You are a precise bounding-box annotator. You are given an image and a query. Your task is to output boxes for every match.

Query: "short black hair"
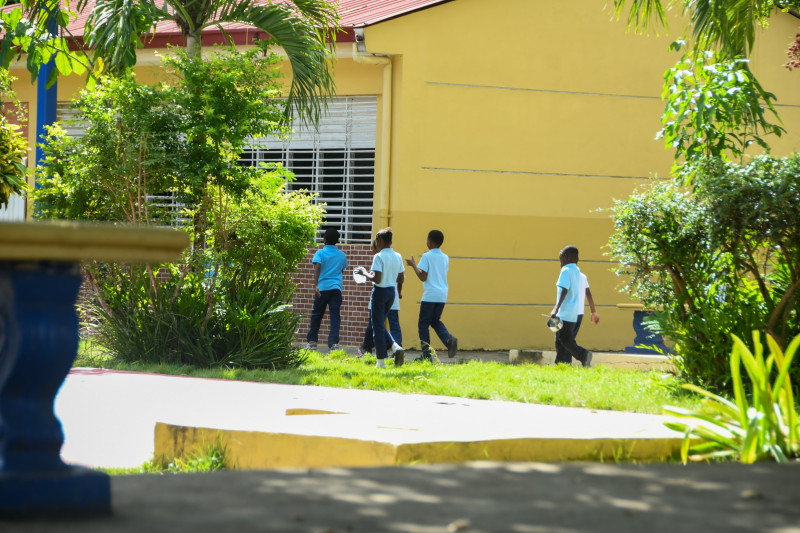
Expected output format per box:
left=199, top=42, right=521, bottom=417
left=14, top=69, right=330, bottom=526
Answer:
left=323, top=227, right=340, bottom=245
left=428, top=230, right=444, bottom=246
left=560, top=245, right=579, bottom=262
left=376, top=227, right=393, bottom=246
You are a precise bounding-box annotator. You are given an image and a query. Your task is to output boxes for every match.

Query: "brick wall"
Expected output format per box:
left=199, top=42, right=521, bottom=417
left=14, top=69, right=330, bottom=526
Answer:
left=293, top=244, right=374, bottom=347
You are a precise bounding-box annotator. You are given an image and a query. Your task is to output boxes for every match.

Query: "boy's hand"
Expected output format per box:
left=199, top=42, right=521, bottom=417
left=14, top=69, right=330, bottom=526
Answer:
left=590, top=311, right=600, bottom=325
left=550, top=307, right=558, bottom=318
left=315, top=287, right=321, bottom=297
left=406, top=256, right=416, bottom=268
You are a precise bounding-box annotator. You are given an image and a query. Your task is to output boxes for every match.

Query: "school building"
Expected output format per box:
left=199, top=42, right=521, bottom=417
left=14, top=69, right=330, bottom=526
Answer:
left=5, top=0, right=800, bottom=352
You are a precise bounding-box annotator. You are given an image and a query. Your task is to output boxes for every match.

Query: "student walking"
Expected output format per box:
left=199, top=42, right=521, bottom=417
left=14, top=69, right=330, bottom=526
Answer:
left=359, top=240, right=404, bottom=357
left=550, top=245, right=592, bottom=367
left=304, top=227, right=348, bottom=351
left=356, top=228, right=405, bottom=368
left=406, top=229, right=458, bottom=361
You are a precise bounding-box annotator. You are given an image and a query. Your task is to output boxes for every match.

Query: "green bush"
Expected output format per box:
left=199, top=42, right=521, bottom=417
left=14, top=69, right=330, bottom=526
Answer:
left=35, top=46, right=322, bottom=369
left=608, top=154, right=800, bottom=391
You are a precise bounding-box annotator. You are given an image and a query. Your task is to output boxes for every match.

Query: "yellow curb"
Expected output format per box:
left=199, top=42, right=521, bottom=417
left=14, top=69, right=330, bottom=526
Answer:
left=155, top=423, right=683, bottom=469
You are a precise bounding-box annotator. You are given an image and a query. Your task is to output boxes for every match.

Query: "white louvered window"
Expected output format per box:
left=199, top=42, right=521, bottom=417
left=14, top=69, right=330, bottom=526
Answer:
left=240, top=96, right=377, bottom=244
left=57, top=102, right=87, bottom=138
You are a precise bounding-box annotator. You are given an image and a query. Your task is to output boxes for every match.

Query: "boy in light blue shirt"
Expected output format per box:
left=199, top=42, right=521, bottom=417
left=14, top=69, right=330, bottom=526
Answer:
left=406, top=230, right=458, bottom=361
left=550, top=245, right=592, bottom=367
left=305, top=227, right=348, bottom=351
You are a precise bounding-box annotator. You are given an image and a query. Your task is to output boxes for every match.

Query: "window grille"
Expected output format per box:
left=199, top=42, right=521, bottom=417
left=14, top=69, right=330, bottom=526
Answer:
left=56, top=102, right=87, bottom=138
left=241, top=96, right=377, bottom=244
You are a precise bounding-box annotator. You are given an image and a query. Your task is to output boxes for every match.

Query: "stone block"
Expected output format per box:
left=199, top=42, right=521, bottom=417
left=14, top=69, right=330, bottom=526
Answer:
left=509, top=350, right=544, bottom=365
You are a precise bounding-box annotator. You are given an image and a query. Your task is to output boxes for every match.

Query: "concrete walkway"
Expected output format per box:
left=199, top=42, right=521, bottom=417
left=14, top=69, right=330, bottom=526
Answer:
left=57, top=365, right=681, bottom=470
left=5, top=364, right=798, bottom=531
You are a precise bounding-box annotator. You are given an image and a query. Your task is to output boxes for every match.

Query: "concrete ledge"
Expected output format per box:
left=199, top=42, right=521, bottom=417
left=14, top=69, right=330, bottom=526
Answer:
left=0, top=221, right=189, bottom=263
left=155, top=422, right=683, bottom=469
left=513, top=351, right=676, bottom=372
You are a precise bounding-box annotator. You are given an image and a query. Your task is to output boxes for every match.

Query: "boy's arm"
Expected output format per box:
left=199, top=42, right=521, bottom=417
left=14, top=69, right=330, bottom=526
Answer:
left=586, top=287, right=600, bottom=324
left=312, top=262, right=321, bottom=297
left=405, top=255, right=428, bottom=281
left=396, top=272, right=404, bottom=298
left=550, top=287, right=568, bottom=317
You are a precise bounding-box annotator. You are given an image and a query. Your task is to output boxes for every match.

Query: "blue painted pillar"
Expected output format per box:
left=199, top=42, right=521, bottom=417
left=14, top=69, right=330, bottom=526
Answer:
left=35, top=18, right=59, bottom=168
left=0, top=261, right=111, bottom=517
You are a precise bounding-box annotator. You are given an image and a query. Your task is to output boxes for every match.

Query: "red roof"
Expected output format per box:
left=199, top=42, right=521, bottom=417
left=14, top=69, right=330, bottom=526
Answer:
left=337, top=0, right=452, bottom=27
left=53, top=0, right=453, bottom=43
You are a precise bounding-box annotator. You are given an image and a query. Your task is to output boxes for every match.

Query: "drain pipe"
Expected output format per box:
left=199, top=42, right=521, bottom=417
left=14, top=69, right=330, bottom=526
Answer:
left=353, top=29, right=393, bottom=229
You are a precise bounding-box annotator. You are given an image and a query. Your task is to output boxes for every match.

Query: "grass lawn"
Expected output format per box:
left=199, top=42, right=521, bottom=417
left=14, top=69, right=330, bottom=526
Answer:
left=75, top=341, right=703, bottom=415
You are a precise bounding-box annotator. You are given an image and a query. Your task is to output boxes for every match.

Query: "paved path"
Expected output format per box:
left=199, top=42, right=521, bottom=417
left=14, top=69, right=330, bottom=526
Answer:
left=57, top=367, right=680, bottom=470
left=10, top=366, right=798, bottom=531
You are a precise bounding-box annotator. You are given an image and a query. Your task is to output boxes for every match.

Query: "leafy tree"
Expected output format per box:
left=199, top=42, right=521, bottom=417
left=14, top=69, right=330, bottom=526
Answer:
left=0, top=0, right=92, bottom=85
left=608, top=154, right=800, bottom=390
left=81, top=0, right=338, bottom=125
left=33, top=47, right=323, bottom=368
left=659, top=44, right=783, bottom=165
left=612, top=0, right=797, bottom=59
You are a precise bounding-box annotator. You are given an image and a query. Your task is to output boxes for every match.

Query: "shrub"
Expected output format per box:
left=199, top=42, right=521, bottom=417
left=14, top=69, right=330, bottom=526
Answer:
left=664, top=332, right=800, bottom=463
left=35, top=46, right=322, bottom=369
left=608, top=154, right=800, bottom=391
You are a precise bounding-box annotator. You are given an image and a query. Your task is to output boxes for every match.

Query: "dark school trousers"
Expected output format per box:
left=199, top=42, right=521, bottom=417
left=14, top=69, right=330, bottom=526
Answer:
left=554, top=319, right=590, bottom=365
left=370, top=285, right=396, bottom=359
left=306, top=289, right=342, bottom=348
left=418, top=301, right=451, bottom=359
left=362, top=310, right=401, bottom=351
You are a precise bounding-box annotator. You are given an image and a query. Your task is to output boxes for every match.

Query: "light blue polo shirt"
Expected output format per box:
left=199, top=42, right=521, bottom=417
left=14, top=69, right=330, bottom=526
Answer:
left=418, top=248, right=449, bottom=303
left=555, top=263, right=581, bottom=322
left=313, top=245, right=347, bottom=292
left=371, top=248, right=404, bottom=288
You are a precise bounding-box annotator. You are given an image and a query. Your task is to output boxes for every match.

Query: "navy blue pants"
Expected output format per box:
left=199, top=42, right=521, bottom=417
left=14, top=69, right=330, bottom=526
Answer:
left=418, top=301, right=451, bottom=359
left=363, top=309, right=401, bottom=351
left=370, top=286, right=395, bottom=359
left=306, top=289, right=342, bottom=348
left=554, top=319, right=589, bottom=364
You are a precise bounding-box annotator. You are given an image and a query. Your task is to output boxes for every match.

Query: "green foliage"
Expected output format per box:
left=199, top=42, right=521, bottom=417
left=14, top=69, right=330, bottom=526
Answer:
left=0, top=0, right=92, bottom=87
left=84, top=0, right=338, bottom=125
left=659, top=46, right=783, bottom=165
left=99, top=435, right=232, bottom=475
left=608, top=154, right=800, bottom=390
left=36, top=47, right=322, bottom=370
left=0, top=119, right=28, bottom=208
left=0, top=69, right=28, bottom=208
left=164, top=435, right=231, bottom=473
left=34, top=75, right=183, bottom=222
left=664, top=332, right=800, bottom=463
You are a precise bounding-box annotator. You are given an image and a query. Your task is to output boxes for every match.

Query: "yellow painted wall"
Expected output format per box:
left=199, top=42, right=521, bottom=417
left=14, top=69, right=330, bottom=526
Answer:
left=359, top=0, right=800, bottom=351
left=9, top=0, right=800, bottom=352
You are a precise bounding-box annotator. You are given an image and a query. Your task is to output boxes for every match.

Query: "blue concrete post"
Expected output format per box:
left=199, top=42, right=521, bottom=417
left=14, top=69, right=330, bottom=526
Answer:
left=35, top=17, right=58, bottom=168
left=0, top=261, right=110, bottom=517
left=624, top=310, right=670, bottom=355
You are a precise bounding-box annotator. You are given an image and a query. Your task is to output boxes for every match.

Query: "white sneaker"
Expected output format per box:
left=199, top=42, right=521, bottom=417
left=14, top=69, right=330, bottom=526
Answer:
left=391, top=342, right=403, bottom=355
left=375, top=359, right=386, bottom=369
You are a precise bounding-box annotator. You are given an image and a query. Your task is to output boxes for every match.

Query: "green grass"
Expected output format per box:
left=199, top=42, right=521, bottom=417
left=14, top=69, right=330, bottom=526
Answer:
left=95, top=435, right=231, bottom=476
left=76, top=340, right=703, bottom=414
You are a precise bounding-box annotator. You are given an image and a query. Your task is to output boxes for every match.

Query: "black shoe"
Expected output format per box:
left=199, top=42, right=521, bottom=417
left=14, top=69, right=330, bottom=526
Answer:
left=393, top=346, right=405, bottom=367
left=582, top=351, right=593, bottom=368
left=446, top=336, right=458, bottom=358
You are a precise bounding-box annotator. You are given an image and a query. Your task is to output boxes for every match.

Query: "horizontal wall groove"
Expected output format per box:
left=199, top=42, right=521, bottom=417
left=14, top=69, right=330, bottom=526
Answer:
left=426, top=303, right=622, bottom=307
left=426, top=80, right=660, bottom=100
left=421, top=166, right=656, bottom=180
left=450, top=257, right=614, bottom=264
